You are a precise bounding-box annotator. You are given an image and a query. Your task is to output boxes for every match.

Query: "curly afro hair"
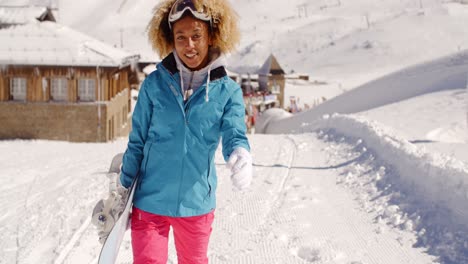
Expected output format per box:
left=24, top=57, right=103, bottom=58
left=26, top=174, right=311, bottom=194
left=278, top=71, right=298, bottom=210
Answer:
left=147, top=0, right=240, bottom=58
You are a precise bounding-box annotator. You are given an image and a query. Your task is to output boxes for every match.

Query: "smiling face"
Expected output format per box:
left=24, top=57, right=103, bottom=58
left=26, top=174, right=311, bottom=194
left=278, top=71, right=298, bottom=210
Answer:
left=172, top=15, right=212, bottom=71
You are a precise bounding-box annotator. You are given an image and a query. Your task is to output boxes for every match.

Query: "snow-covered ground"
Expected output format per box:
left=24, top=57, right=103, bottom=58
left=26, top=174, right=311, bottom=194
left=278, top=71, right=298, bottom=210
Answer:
left=0, top=132, right=456, bottom=264
left=2, top=109, right=468, bottom=263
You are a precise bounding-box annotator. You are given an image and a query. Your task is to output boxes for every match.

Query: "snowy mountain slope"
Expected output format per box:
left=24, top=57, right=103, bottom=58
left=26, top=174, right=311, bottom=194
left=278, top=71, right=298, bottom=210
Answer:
left=15, top=0, right=465, bottom=88
left=228, top=0, right=468, bottom=85
left=360, top=88, right=467, bottom=143
left=297, top=6, right=468, bottom=86
left=260, top=49, right=468, bottom=134
left=58, top=0, right=159, bottom=62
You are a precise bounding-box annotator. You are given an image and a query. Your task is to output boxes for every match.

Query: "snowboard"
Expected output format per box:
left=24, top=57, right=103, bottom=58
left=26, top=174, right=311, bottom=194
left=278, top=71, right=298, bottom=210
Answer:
left=93, top=153, right=138, bottom=264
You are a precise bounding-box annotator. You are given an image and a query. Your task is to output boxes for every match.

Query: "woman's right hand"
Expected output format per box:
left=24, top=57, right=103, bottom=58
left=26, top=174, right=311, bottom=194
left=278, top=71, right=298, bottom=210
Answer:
left=226, top=148, right=253, bottom=191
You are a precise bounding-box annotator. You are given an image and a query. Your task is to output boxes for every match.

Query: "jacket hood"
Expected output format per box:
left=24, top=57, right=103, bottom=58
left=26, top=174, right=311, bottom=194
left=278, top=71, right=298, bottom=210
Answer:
left=173, top=47, right=227, bottom=101
left=159, top=50, right=229, bottom=102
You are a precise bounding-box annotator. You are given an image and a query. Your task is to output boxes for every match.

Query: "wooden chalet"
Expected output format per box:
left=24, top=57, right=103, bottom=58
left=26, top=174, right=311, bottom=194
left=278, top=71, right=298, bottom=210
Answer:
left=0, top=21, right=140, bottom=142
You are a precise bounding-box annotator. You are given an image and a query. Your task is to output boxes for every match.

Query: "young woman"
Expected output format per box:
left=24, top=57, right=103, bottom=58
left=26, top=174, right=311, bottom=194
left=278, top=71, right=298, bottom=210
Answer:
left=117, top=0, right=252, bottom=263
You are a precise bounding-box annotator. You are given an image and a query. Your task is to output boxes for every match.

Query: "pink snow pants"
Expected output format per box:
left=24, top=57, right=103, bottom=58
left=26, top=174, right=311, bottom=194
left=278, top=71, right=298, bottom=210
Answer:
left=131, top=207, right=215, bottom=264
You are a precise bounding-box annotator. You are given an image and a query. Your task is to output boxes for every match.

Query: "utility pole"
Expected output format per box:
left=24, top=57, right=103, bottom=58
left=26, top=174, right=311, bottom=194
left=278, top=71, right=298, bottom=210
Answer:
left=297, top=5, right=308, bottom=18
left=119, top=28, right=124, bottom=48
left=365, top=13, right=370, bottom=29
left=466, top=72, right=468, bottom=130
left=55, top=0, right=60, bottom=22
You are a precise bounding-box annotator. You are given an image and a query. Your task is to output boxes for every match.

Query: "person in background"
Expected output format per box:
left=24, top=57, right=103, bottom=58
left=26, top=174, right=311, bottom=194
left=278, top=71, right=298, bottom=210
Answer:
left=98, top=0, right=252, bottom=263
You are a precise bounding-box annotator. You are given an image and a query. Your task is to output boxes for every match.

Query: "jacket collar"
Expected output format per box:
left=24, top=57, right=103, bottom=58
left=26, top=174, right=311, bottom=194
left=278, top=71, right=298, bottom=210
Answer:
left=161, top=52, right=227, bottom=82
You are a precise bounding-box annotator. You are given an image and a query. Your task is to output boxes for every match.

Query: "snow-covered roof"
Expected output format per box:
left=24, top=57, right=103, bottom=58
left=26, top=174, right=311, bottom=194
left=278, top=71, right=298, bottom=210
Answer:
left=225, top=68, right=239, bottom=77
left=0, top=21, right=140, bottom=67
left=257, top=54, right=285, bottom=76
left=240, top=73, right=259, bottom=79
left=0, top=5, right=53, bottom=25
left=0, top=0, right=53, bottom=8
left=142, top=64, right=156, bottom=75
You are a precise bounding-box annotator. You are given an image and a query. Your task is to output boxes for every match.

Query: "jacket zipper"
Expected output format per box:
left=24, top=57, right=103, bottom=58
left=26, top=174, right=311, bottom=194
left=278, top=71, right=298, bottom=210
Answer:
left=169, top=69, right=214, bottom=212
left=183, top=78, right=212, bottom=124
left=176, top=154, right=185, bottom=213
left=207, top=156, right=212, bottom=198
left=184, top=103, right=190, bottom=125
left=184, top=72, right=194, bottom=101
left=140, top=142, right=153, bottom=190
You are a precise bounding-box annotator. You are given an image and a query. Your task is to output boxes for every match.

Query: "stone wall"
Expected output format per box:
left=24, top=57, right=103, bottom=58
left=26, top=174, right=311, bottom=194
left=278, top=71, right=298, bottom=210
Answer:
left=0, top=88, right=131, bottom=142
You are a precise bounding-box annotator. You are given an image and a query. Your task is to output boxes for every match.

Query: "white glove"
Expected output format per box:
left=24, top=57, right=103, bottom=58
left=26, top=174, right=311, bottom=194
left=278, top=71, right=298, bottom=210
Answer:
left=226, top=147, right=253, bottom=191
left=91, top=173, right=129, bottom=243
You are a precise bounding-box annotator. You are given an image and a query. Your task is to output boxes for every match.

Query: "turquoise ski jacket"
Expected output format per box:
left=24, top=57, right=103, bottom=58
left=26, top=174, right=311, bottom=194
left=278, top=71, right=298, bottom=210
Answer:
left=120, top=53, right=250, bottom=217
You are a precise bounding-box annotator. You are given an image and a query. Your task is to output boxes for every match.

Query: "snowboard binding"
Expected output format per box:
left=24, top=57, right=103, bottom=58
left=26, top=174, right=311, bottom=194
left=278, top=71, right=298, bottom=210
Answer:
left=92, top=181, right=125, bottom=243
left=91, top=153, right=127, bottom=244
left=93, top=153, right=138, bottom=263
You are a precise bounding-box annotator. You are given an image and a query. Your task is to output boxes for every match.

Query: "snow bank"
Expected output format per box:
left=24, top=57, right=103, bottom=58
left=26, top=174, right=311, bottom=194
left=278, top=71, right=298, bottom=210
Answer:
left=255, top=108, right=293, bottom=134
left=303, top=113, right=468, bottom=228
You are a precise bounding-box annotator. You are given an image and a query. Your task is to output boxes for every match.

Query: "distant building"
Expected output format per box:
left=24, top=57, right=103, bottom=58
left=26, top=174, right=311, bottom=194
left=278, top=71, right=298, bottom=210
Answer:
left=237, top=54, right=287, bottom=132
left=286, top=73, right=310, bottom=81
left=0, top=21, right=140, bottom=142
left=0, top=5, right=56, bottom=28
left=226, top=68, right=240, bottom=83
left=240, top=73, right=259, bottom=96
left=257, top=54, right=285, bottom=108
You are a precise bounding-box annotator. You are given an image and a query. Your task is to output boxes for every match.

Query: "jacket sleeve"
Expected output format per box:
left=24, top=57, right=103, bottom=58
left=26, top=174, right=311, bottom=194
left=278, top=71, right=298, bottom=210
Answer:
left=220, top=86, right=250, bottom=162
left=120, top=77, right=153, bottom=188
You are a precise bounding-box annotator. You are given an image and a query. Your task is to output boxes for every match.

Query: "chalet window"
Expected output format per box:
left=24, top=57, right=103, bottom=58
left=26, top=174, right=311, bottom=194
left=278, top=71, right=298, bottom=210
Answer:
left=51, top=78, right=68, bottom=101
left=78, top=78, right=96, bottom=101
left=10, top=77, right=27, bottom=101
left=271, top=80, right=281, bottom=94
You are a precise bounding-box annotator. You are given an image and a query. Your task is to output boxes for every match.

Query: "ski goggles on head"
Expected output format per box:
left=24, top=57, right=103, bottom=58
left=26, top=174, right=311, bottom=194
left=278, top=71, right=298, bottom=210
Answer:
left=168, top=0, right=211, bottom=29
